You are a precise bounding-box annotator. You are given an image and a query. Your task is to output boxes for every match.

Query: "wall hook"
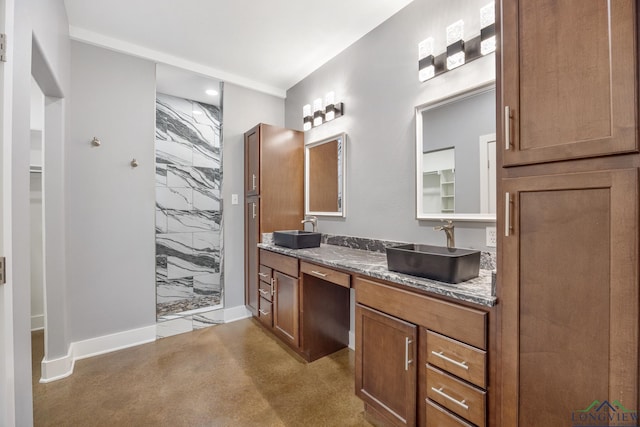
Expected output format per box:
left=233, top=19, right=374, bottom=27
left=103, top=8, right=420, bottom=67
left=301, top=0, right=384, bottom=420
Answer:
left=91, top=137, right=101, bottom=147
left=130, top=158, right=139, bottom=168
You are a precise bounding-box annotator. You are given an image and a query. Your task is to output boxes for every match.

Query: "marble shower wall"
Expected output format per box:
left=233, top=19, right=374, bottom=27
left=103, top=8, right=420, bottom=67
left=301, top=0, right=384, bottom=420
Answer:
left=155, top=93, right=223, bottom=317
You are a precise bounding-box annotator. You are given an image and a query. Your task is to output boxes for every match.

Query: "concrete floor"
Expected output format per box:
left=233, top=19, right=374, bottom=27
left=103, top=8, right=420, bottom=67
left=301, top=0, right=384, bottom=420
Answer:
left=32, top=318, right=372, bottom=426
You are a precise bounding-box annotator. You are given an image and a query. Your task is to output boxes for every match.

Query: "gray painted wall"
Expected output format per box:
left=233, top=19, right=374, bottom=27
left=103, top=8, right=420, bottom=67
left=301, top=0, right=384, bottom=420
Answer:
left=285, top=0, right=496, bottom=251
left=6, top=0, right=71, bottom=424
left=67, top=42, right=157, bottom=341
left=221, top=83, right=285, bottom=308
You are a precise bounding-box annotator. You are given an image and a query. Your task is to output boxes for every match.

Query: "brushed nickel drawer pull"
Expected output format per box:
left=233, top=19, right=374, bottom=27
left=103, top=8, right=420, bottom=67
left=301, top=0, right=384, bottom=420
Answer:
left=259, top=289, right=269, bottom=297
left=311, top=270, right=328, bottom=278
left=431, top=351, right=469, bottom=370
left=258, top=309, right=270, bottom=316
left=505, top=192, right=511, bottom=237
left=504, top=106, right=512, bottom=150
left=252, top=174, right=257, bottom=190
left=431, top=387, right=469, bottom=410
left=405, top=337, right=413, bottom=371
left=258, top=272, right=268, bottom=278
left=252, top=202, right=257, bottom=219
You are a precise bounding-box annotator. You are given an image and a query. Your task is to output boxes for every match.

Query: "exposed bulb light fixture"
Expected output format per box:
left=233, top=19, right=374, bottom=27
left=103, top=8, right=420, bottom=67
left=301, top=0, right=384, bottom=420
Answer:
left=418, top=37, right=435, bottom=82
left=480, top=2, right=496, bottom=55
left=325, top=92, right=336, bottom=121
left=205, top=89, right=218, bottom=96
left=303, top=104, right=312, bottom=131
left=417, top=5, right=496, bottom=83
left=313, top=98, right=324, bottom=127
left=301, top=92, right=344, bottom=131
left=446, top=20, right=465, bottom=70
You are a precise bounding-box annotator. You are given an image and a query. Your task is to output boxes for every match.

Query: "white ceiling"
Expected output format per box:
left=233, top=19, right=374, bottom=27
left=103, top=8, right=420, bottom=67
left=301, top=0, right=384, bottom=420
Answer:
left=64, top=0, right=415, bottom=98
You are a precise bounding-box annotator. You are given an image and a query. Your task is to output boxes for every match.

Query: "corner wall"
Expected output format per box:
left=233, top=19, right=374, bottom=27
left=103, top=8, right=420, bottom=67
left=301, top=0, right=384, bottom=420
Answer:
left=221, top=83, right=284, bottom=308
left=285, top=0, right=496, bottom=250
left=67, top=41, right=157, bottom=342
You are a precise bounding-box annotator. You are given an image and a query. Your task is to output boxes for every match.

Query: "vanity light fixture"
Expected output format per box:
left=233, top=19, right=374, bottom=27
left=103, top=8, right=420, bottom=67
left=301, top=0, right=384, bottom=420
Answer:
left=418, top=3, right=496, bottom=83
left=313, top=98, right=324, bottom=127
left=480, top=2, right=496, bottom=55
left=418, top=37, right=435, bottom=82
left=446, top=20, right=465, bottom=70
left=303, top=104, right=313, bottom=131
left=301, top=92, right=344, bottom=131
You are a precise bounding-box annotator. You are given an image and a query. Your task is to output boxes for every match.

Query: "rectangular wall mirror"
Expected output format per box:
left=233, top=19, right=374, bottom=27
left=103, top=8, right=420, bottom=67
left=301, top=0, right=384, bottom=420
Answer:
left=305, top=133, right=346, bottom=217
left=416, top=84, right=496, bottom=221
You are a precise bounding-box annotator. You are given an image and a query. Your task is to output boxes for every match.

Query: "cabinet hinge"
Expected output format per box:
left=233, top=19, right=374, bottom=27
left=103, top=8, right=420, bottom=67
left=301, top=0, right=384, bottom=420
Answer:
left=0, top=33, right=6, bottom=62
left=0, top=257, right=6, bottom=284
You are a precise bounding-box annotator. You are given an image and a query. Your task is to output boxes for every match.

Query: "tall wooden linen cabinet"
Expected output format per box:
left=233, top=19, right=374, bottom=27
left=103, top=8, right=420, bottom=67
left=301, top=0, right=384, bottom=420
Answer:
left=497, top=1, right=639, bottom=426
left=244, top=124, right=304, bottom=316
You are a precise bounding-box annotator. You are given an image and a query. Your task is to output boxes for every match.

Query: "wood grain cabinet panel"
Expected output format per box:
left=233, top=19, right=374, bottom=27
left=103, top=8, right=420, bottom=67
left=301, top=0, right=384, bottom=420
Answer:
left=426, top=365, right=486, bottom=427
left=426, top=400, right=474, bottom=427
left=245, top=197, right=259, bottom=315
left=356, top=303, right=417, bottom=427
left=243, top=124, right=303, bottom=315
left=501, top=0, right=637, bottom=166
left=500, top=168, right=639, bottom=426
left=273, top=271, right=300, bottom=348
left=425, top=330, right=486, bottom=388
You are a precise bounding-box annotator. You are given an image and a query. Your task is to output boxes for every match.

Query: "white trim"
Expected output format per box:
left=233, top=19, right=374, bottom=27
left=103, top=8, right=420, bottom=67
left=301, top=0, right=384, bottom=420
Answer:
left=348, top=331, right=355, bottom=350
left=223, top=305, right=253, bottom=323
left=30, top=314, right=44, bottom=331
left=40, top=325, right=156, bottom=383
left=68, top=26, right=286, bottom=99
left=478, top=134, right=497, bottom=215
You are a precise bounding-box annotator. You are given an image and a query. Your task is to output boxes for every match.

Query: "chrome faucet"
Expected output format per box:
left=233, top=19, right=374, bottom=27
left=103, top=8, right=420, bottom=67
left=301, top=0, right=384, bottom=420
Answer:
left=301, top=216, right=318, bottom=233
left=434, top=220, right=455, bottom=249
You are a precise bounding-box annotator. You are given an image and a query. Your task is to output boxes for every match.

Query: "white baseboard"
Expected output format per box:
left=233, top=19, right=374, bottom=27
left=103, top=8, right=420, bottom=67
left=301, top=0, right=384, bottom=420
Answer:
left=40, top=324, right=156, bottom=383
left=348, top=331, right=355, bottom=350
left=224, top=305, right=253, bottom=323
left=31, top=314, right=44, bottom=331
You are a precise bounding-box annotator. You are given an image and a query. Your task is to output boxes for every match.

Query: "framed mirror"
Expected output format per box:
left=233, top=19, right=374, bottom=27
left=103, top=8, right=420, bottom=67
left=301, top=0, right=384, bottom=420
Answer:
left=305, top=133, right=346, bottom=217
left=416, top=83, right=496, bottom=221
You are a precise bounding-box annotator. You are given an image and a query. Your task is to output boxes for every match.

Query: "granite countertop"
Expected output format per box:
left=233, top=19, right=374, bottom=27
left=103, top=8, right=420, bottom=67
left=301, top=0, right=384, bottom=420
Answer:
left=257, top=242, right=497, bottom=307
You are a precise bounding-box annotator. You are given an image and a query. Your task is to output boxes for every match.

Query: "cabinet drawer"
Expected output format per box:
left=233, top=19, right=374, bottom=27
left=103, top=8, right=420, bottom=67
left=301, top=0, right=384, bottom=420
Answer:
left=426, top=330, right=486, bottom=388
left=426, top=365, right=485, bottom=427
left=258, top=265, right=272, bottom=283
left=301, top=262, right=350, bottom=288
left=426, top=400, right=474, bottom=427
left=259, top=280, right=273, bottom=302
left=258, top=297, right=272, bottom=327
left=355, top=277, right=487, bottom=349
left=260, top=249, right=299, bottom=278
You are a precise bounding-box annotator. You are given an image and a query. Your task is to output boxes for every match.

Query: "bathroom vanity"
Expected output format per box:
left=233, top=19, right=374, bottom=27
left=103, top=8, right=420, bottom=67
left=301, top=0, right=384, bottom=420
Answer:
left=257, top=237, right=496, bottom=427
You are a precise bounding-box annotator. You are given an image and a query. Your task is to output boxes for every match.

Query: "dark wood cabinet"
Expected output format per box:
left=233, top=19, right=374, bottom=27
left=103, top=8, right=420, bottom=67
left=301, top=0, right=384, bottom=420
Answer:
left=273, top=271, right=300, bottom=348
left=497, top=1, right=640, bottom=425
left=356, top=303, right=417, bottom=427
left=501, top=0, right=637, bottom=166
left=355, top=276, right=491, bottom=427
left=245, top=197, right=260, bottom=315
left=245, top=127, right=260, bottom=196
left=499, top=168, right=639, bottom=426
left=244, top=124, right=303, bottom=313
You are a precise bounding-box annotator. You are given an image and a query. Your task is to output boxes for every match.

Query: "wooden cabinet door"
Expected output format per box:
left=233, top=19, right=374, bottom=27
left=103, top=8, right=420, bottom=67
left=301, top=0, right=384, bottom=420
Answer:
left=245, top=126, right=260, bottom=196
left=356, top=304, right=417, bottom=426
left=273, top=271, right=299, bottom=348
left=500, top=168, right=638, bottom=426
left=501, top=0, right=637, bottom=166
left=245, top=197, right=259, bottom=315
